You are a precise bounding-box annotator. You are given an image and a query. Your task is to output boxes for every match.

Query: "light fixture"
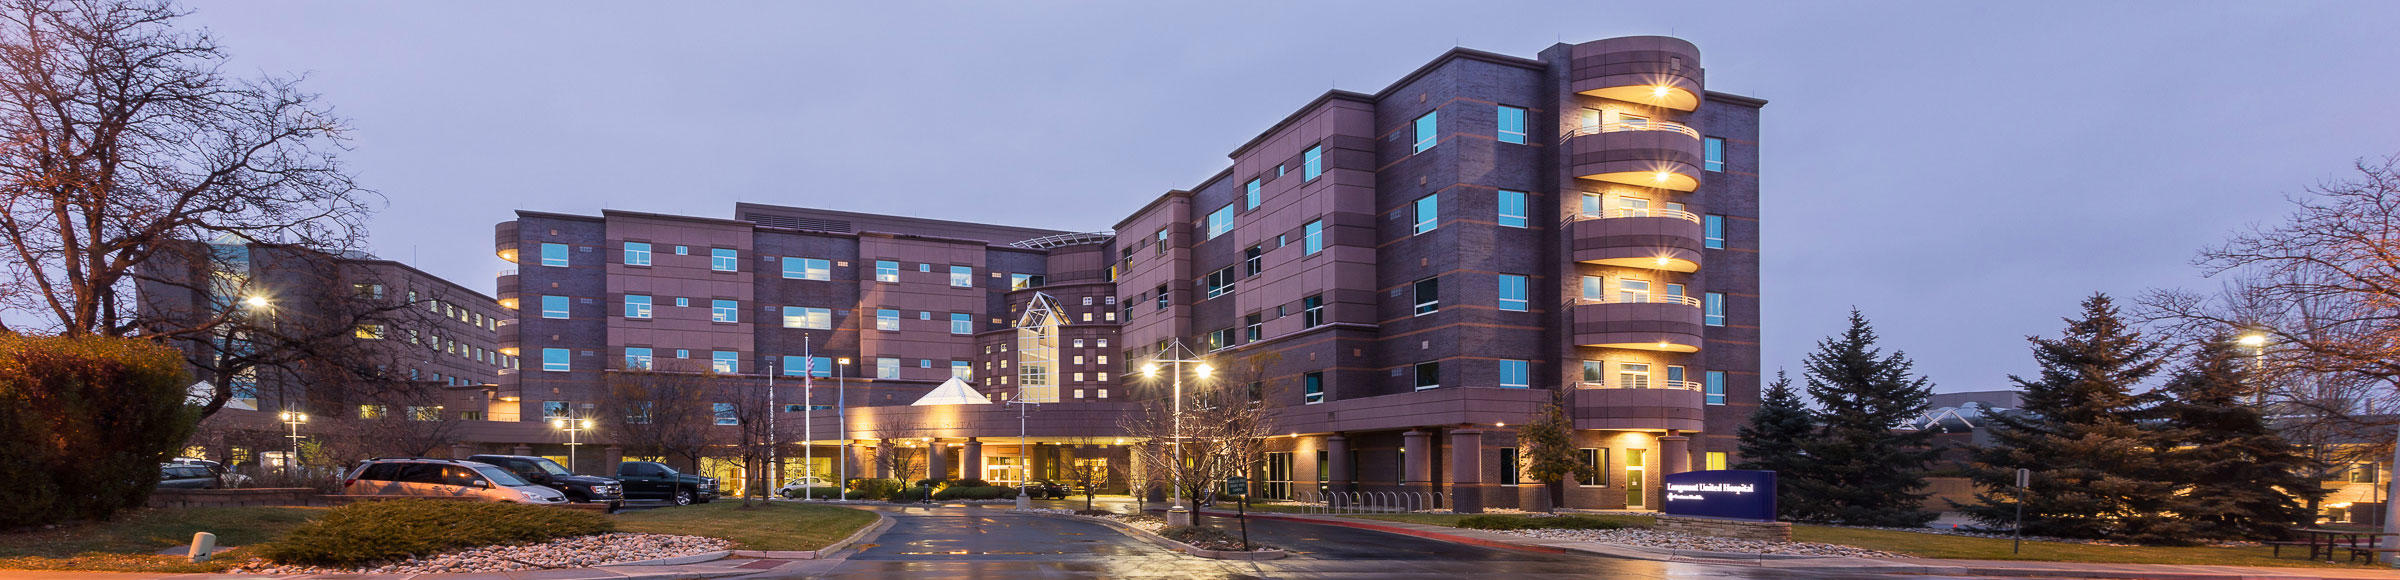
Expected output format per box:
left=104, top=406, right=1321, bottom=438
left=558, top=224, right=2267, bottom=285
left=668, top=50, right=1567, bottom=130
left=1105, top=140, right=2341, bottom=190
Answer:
left=1141, top=362, right=1159, bottom=377
left=1497, top=422, right=1507, bottom=428
left=1652, top=171, right=1672, bottom=183
left=1651, top=85, right=1672, bottom=98
left=2236, top=334, right=2268, bottom=347
left=837, top=357, right=851, bottom=365
left=1195, top=364, right=1213, bottom=378
left=243, top=296, right=269, bottom=308
left=1654, top=257, right=1672, bottom=266
left=550, top=418, right=565, bottom=429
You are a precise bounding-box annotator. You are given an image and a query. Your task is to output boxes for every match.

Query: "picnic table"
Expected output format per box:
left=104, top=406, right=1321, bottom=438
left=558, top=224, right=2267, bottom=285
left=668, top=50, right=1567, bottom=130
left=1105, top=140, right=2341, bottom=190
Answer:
left=2288, top=528, right=2398, bottom=562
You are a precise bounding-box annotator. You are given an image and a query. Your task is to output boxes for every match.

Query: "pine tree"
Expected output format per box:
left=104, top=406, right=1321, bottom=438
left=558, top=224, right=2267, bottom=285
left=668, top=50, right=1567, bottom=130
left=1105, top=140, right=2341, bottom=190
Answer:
left=1963, top=294, right=2191, bottom=543
left=2150, top=334, right=2324, bottom=541
left=1792, top=310, right=1940, bottom=526
left=1735, top=371, right=1815, bottom=520
left=1520, top=391, right=1595, bottom=512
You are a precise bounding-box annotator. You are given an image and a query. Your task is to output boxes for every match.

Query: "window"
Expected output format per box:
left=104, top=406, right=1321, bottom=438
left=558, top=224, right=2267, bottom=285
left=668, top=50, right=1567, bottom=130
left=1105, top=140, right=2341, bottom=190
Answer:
left=949, top=266, right=973, bottom=288
left=542, top=348, right=569, bottom=372
left=1619, top=363, right=1651, bottom=389
left=676, top=297, right=688, bottom=307
left=1155, top=284, right=1169, bottom=310
left=781, top=356, right=832, bottom=378
left=1706, top=371, right=1727, bottom=405
left=1496, top=105, right=1527, bottom=144
left=1501, top=447, right=1521, bottom=485
left=1303, top=145, right=1323, bottom=180
left=1206, top=328, right=1234, bottom=351
left=783, top=257, right=830, bottom=280
left=625, top=347, right=653, bottom=370
left=712, top=299, right=738, bottom=323
left=1497, top=274, right=1527, bottom=312
left=1413, top=111, right=1438, bottom=153
left=1413, top=361, right=1440, bottom=390
left=710, top=248, right=737, bottom=272
left=783, top=306, right=831, bottom=329
left=950, top=313, right=972, bottom=335
left=1497, top=190, right=1527, bottom=228
left=542, top=401, right=568, bottom=421
left=1705, top=293, right=1726, bottom=326
left=541, top=295, right=569, bottom=319
left=1668, top=365, right=1687, bottom=387
left=1302, top=220, right=1324, bottom=255
left=875, top=260, right=899, bottom=282
left=1581, top=276, right=1605, bottom=302
left=951, top=360, right=973, bottom=380
left=1155, top=228, right=1169, bottom=255
left=1413, top=277, right=1440, bottom=315
left=1243, top=246, right=1262, bottom=277
left=624, top=242, right=651, bottom=266
left=1244, top=313, right=1262, bottom=342
left=1704, top=137, right=1725, bottom=172
left=1245, top=179, right=1261, bottom=210
left=1582, top=360, right=1606, bottom=384
left=625, top=294, right=652, bottom=319
left=1302, top=294, right=1325, bottom=327
left=1303, top=372, right=1324, bottom=404
left=713, top=403, right=738, bottom=426
left=353, top=283, right=384, bottom=300
left=539, top=243, right=568, bottom=267
left=1413, top=194, right=1439, bottom=234
left=876, top=309, right=899, bottom=331
left=1704, top=215, right=1726, bottom=249
left=1618, top=278, right=1651, bottom=303
left=1206, top=204, right=1236, bottom=239
left=2349, top=463, right=2380, bottom=484
left=1204, top=266, right=1235, bottom=299
left=1706, top=452, right=1728, bottom=471
left=1579, top=449, right=1608, bottom=486
left=712, top=350, right=738, bottom=374
left=876, top=357, right=899, bottom=379
left=1499, top=359, right=1529, bottom=388
left=675, top=245, right=688, bottom=255
left=1010, top=273, right=1042, bottom=290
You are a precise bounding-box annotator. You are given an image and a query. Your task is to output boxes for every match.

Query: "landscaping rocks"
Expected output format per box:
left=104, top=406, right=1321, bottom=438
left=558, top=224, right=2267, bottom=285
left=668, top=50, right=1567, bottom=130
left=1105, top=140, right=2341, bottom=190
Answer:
left=230, top=532, right=729, bottom=574
left=1502, top=528, right=1903, bottom=559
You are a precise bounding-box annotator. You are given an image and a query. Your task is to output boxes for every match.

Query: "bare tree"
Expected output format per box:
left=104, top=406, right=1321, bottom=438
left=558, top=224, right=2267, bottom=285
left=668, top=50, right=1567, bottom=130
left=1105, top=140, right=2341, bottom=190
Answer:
left=1119, top=372, right=1274, bottom=526
left=0, top=0, right=373, bottom=344
left=864, top=430, right=922, bottom=484
left=599, top=370, right=716, bottom=473
left=714, top=374, right=785, bottom=506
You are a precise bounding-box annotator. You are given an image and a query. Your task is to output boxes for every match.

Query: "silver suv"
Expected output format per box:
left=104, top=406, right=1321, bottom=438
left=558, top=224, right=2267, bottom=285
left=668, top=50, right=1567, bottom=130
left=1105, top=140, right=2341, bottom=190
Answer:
left=343, top=458, right=569, bottom=504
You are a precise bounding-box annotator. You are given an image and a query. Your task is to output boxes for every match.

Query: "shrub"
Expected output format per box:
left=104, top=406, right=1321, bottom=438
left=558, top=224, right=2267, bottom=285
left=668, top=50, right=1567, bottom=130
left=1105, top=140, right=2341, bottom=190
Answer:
left=0, top=335, right=195, bottom=529
left=953, top=478, right=990, bottom=488
left=847, top=478, right=904, bottom=500
left=784, top=486, right=845, bottom=499
left=257, top=500, right=612, bottom=566
left=912, top=478, right=948, bottom=489
left=1454, top=514, right=1625, bottom=530
left=890, top=486, right=932, bottom=503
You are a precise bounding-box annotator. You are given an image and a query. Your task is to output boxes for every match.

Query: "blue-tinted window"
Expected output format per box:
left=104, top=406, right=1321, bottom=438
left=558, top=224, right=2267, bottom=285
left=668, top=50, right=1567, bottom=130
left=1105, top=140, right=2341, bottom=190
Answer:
left=1302, top=220, right=1323, bottom=255
left=1303, top=146, right=1323, bottom=180
left=540, top=243, right=568, bottom=267
left=1413, top=112, right=1438, bottom=153
left=713, top=403, right=737, bottom=425
left=1206, top=204, right=1236, bottom=239
left=1499, top=359, right=1529, bottom=388
left=950, top=313, right=972, bottom=335
left=625, top=347, right=653, bottom=370
left=1705, top=293, right=1726, bottom=326
left=1245, top=179, right=1261, bottom=210
left=782, top=355, right=832, bottom=378
left=876, top=308, right=899, bottom=331
left=712, top=350, right=738, bottom=374
left=1497, top=190, right=1527, bottom=228
left=1303, top=372, right=1324, bottom=404
left=1498, top=274, right=1528, bottom=312
left=783, top=306, right=830, bottom=329
left=1496, top=106, right=1527, bottom=144
left=712, top=299, right=738, bottom=323
left=623, top=242, right=651, bottom=266
left=541, top=295, right=569, bottom=319
left=1413, top=194, right=1439, bottom=234
left=783, top=257, right=830, bottom=280
left=949, top=266, right=973, bottom=288
left=1706, top=371, right=1727, bottom=405
left=951, top=360, right=972, bottom=380
left=1704, top=137, right=1725, bottom=172
left=875, top=260, right=899, bottom=282
left=542, top=348, right=569, bottom=372
left=624, top=294, right=652, bottom=319
left=710, top=248, right=737, bottom=272
left=1704, top=215, right=1726, bottom=249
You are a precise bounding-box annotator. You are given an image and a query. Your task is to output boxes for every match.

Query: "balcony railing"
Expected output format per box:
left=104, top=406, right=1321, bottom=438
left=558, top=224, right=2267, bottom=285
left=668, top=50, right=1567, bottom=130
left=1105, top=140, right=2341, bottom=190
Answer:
left=1576, top=293, right=1703, bottom=308
left=1577, top=380, right=1703, bottom=391
left=1577, top=208, right=1702, bottom=224
left=1560, top=121, right=1701, bottom=142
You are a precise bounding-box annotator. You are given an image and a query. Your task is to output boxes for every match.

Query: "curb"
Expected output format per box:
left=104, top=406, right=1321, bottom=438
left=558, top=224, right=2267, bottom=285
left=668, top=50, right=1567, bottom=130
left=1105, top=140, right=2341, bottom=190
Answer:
left=1185, top=508, right=1567, bottom=555
left=602, top=550, right=730, bottom=567
left=727, top=510, right=895, bottom=560
left=1018, top=510, right=1289, bottom=560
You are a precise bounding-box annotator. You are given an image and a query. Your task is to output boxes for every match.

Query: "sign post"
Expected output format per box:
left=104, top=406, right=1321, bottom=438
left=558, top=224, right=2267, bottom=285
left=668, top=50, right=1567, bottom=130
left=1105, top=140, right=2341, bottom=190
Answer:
left=2014, top=468, right=2030, bottom=555
left=1227, top=476, right=1250, bottom=550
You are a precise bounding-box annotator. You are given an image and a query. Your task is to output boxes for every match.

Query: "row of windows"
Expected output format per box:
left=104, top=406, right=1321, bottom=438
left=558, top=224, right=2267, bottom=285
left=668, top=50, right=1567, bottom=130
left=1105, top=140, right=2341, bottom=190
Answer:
left=560, top=242, right=1007, bottom=290
left=1285, top=362, right=1727, bottom=405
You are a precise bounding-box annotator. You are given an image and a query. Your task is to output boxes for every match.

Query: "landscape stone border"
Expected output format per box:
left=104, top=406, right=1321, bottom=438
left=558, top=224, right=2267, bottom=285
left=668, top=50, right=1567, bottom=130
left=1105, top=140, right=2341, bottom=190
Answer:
left=600, top=550, right=730, bottom=567
left=724, top=510, right=895, bottom=560
left=1017, top=510, right=1288, bottom=560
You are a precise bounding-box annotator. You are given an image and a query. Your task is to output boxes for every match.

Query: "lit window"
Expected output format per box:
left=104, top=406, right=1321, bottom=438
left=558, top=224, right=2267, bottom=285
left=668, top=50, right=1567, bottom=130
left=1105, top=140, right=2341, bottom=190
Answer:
left=540, top=243, right=568, bottom=267
left=1303, top=145, right=1323, bottom=180
left=1413, top=111, right=1438, bottom=153
left=1706, top=451, right=1728, bottom=471
left=950, top=313, right=972, bottom=335
left=1413, top=277, right=1439, bottom=315
left=877, top=358, right=899, bottom=379
left=949, top=266, right=973, bottom=288
left=624, top=242, right=651, bottom=266
left=1705, top=293, right=1726, bottom=326
left=1497, top=105, right=1527, bottom=144
left=712, top=350, right=738, bottom=374
left=1581, top=360, right=1606, bottom=384
left=951, top=361, right=972, bottom=380
left=1581, top=276, right=1604, bottom=302
left=1010, top=273, right=1043, bottom=290
left=540, top=295, right=569, bottom=319
left=625, top=348, right=653, bottom=370
left=1498, top=274, right=1528, bottom=312
left=712, top=299, right=738, bottom=323
left=783, top=306, right=831, bottom=329
left=783, top=257, right=830, bottom=280
left=1302, top=220, right=1324, bottom=255
left=1413, top=361, right=1440, bottom=390
left=1497, top=190, right=1527, bottom=228
left=1414, top=194, right=1439, bottom=234
left=710, top=248, right=737, bottom=272
left=625, top=294, right=652, bottom=319
left=1704, top=215, right=1726, bottom=249
left=1303, top=372, right=1324, bottom=404
left=1501, top=448, right=1521, bottom=484
left=1206, top=204, right=1236, bottom=239
left=1706, top=371, right=1727, bottom=405
left=713, top=403, right=737, bottom=425
left=875, top=260, right=899, bottom=282
left=1704, top=137, right=1725, bottom=172
left=1245, top=179, right=1262, bottom=210
left=1619, top=363, right=1651, bottom=389
left=1499, top=359, right=1529, bottom=388
left=353, top=324, right=384, bottom=340
left=542, top=348, right=569, bottom=372
left=876, top=309, right=899, bottom=331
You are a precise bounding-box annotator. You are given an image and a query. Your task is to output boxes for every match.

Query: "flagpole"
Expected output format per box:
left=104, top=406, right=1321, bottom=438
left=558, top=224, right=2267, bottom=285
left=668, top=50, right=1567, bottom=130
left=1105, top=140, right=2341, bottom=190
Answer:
left=804, top=336, right=815, bottom=499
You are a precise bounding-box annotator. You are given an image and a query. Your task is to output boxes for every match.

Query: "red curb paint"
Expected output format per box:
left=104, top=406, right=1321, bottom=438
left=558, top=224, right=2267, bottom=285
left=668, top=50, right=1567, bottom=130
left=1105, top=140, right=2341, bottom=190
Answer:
left=1191, top=510, right=1571, bottom=555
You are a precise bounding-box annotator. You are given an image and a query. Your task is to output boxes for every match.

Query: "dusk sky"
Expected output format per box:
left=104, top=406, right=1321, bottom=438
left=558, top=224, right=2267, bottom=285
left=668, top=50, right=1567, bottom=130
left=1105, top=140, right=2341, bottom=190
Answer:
left=183, top=1, right=2400, bottom=394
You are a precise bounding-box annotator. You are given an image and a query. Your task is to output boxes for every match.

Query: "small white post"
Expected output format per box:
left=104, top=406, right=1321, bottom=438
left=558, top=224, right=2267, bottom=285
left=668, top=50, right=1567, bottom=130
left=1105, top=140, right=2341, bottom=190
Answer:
left=187, top=532, right=217, bottom=563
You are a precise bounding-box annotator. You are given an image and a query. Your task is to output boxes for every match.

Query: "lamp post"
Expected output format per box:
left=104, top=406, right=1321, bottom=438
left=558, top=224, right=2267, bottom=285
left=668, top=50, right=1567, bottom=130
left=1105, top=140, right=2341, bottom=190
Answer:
left=279, top=410, right=306, bottom=478
left=2235, top=333, right=2269, bottom=406
left=837, top=357, right=850, bottom=501
left=1140, top=339, right=1211, bottom=527
left=551, top=417, right=591, bottom=473
left=1009, top=390, right=1038, bottom=509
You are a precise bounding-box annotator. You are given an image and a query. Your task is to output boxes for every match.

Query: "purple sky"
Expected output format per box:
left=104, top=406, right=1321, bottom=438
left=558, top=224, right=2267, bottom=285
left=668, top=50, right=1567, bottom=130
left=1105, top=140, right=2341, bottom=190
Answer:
left=181, top=1, right=2400, bottom=393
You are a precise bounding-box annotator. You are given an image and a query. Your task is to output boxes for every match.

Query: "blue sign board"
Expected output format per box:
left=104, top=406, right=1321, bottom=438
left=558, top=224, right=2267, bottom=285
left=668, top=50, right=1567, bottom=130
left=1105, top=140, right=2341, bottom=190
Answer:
left=1661, top=470, right=1777, bottom=521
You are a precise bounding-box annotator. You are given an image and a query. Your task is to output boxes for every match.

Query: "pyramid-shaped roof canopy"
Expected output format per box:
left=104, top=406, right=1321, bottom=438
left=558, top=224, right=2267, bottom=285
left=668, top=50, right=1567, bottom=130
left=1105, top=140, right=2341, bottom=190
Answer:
left=910, top=376, right=992, bottom=406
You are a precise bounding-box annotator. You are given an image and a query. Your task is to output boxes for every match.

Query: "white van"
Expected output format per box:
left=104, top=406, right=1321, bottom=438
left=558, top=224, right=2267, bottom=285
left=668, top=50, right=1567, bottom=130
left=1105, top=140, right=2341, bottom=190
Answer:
left=343, top=458, right=569, bottom=504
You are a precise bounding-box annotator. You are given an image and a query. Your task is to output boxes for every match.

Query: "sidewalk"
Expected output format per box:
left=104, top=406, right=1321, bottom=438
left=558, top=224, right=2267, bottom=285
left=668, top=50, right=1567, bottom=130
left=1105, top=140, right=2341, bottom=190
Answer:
left=1190, top=508, right=2400, bottom=580
left=0, top=556, right=805, bottom=580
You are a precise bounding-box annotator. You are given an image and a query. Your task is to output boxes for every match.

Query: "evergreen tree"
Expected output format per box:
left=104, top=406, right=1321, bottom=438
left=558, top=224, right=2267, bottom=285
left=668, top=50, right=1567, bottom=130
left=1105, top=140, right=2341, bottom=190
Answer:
left=1520, top=391, right=1596, bottom=512
left=2150, top=335, right=2324, bottom=540
left=1963, top=294, right=2191, bottom=543
left=1791, top=310, right=1940, bottom=526
left=1735, top=371, right=1815, bottom=520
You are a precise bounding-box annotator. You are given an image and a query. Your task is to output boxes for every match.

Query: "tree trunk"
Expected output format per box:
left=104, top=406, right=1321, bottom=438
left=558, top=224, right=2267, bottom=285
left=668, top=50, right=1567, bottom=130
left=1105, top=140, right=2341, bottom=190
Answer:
left=1546, top=481, right=1566, bottom=513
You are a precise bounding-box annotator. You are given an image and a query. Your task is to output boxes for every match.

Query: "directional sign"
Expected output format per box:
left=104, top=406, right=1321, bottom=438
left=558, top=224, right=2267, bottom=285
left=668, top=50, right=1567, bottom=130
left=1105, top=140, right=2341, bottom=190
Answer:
left=1225, top=476, right=1248, bottom=496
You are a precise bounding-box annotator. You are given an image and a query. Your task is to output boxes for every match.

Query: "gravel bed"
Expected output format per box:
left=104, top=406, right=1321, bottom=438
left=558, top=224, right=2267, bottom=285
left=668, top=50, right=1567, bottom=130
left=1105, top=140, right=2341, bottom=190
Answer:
left=1097, top=512, right=1169, bottom=533
left=230, top=533, right=730, bottom=574
left=1502, top=528, right=1902, bottom=559
left=1013, top=507, right=1076, bottom=515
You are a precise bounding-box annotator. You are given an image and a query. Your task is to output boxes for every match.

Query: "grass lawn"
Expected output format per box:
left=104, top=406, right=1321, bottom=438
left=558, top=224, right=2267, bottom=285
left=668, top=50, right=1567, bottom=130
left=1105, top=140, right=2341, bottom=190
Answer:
left=0, top=506, right=323, bottom=573
left=1350, top=513, right=1658, bottom=528
left=1792, top=525, right=2379, bottom=569
left=615, top=501, right=877, bottom=551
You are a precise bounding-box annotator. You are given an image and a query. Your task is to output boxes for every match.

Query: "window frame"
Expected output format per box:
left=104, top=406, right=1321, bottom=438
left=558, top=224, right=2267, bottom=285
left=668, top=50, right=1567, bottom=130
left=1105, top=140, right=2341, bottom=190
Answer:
left=1706, top=370, right=1728, bottom=405
left=1413, top=111, right=1438, bottom=153
left=541, top=348, right=570, bottom=372
left=874, top=260, right=900, bottom=283
left=709, top=248, right=737, bottom=272
left=624, top=347, right=653, bottom=370
left=1496, top=105, right=1527, bottom=144
left=1302, top=220, right=1324, bottom=255
left=1245, top=179, right=1262, bottom=210
left=1303, top=145, right=1324, bottom=180
left=623, top=242, right=651, bottom=266
left=540, top=295, right=570, bottom=319
left=711, top=350, right=738, bottom=374
left=1499, top=359, right=1529, bottom=388
left=1413, top=277, right=1440, bottom=316
left=539, top=243, right=569, bottom=267
left=1413, top=361, right=1440, bottom=390
left=1304, top=372, right=1325, bottom=404
left=1206, top=204, right=1236, bottom=239
left=1705, top=293, right=1727, bottom=326
left=1703, top=137, right=1726, bottom=172
left=1704, top=215, right=1726, bottom=249
left=949, top=312, right=973, bottom=335
left=711, top=299, right=739, bottom=323
left=624, top=294, right=652, bottom=319
left=1413, top=194, right=1439, bottom=234
left=782, top=257, right=831, bottom=280
left=1497, top=190, right=1527, bottom=228
left=876, top=308, right=900, bottom=331
left=1497, top=274, right=1528, bottom=312
left=949, top=265, right=974, bottom=288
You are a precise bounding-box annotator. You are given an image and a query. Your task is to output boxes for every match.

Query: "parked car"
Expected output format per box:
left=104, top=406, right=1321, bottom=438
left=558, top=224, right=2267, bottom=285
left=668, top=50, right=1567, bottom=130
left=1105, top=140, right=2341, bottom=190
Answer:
left=468, top=454, right=623, bottom=510
left=614, top=461, right=717, bottom=505
left=342, top=458, right=569, bottom=504
left=775, top=477, right=836, bottom=499
left=169, top=457, right=253, bottom=488
left=1021, top=480, right=1070, bottom=499
left=158, top=464, right=220, bottom=489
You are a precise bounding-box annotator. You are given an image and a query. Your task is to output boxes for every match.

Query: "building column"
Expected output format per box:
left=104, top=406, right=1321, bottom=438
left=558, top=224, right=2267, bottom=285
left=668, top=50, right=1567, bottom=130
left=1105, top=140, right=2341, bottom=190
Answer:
left=1403, top=429, right=1432, bottom=487
left=963, top=438, right=983, bottom=482
left=448, top=443, right=474, bottom=460
left=927, top=441, right=948, bottom=481
left=511, top=443, right=533, bottom=456
left=1660, top=432, right=1691, bottom=476
left=874, top=439, right=892, bottom=479
left=1325, top=434, right=1351, bottom=497
left=1450, top=428, right=1485, bottom=514
left=1032, top=443, right=1054, bottom=482
left=602, top=445, right=624, bottom=471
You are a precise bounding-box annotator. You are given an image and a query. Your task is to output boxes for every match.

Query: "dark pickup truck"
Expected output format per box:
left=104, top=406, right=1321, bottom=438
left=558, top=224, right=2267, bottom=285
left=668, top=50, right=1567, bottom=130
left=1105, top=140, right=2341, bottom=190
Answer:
left=615, top=461, right=717, bottom=505
left=468, top=454, right=624, bottom=511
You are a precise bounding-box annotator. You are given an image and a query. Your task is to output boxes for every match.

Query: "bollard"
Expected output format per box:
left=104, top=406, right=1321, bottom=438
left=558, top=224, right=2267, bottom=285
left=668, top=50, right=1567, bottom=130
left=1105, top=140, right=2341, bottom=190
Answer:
left=188, top=532, right=217, bottom=563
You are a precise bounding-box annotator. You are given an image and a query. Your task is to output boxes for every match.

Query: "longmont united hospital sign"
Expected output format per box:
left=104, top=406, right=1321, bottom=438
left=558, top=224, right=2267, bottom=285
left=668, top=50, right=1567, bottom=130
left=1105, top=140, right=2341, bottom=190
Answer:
left=1661, top=470, right=1778, bottom=521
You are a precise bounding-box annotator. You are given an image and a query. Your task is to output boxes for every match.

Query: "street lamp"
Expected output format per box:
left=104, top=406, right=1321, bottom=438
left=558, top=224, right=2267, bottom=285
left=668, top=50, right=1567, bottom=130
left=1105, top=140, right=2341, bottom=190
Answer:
left=1140, top=339, right=1212, bottom=526
left=1008, top=390, right=1039, bottom=509
left=2236, top=332, right=2270, bottom=406
left=552, top=417, right=592, bottom=473
left=837, top=357, right=850, bottom=501
left=279, top=410, right=306, bottom=478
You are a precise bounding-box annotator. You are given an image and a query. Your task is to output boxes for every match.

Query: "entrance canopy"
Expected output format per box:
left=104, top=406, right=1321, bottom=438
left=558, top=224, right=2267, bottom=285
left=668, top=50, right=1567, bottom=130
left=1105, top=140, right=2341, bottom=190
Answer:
left=910, top=376, right=992, bottom=406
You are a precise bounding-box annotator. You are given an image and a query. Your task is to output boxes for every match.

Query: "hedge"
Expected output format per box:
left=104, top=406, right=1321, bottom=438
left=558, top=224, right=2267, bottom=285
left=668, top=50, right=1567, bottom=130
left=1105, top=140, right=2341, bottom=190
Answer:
left=0, top=335, right=195, bottom=529
left=931, top=485, right=1011, bottom=501
left=1454, top=514, right=1626, bottom=530
left=257, top=500, right=612, bottom=566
